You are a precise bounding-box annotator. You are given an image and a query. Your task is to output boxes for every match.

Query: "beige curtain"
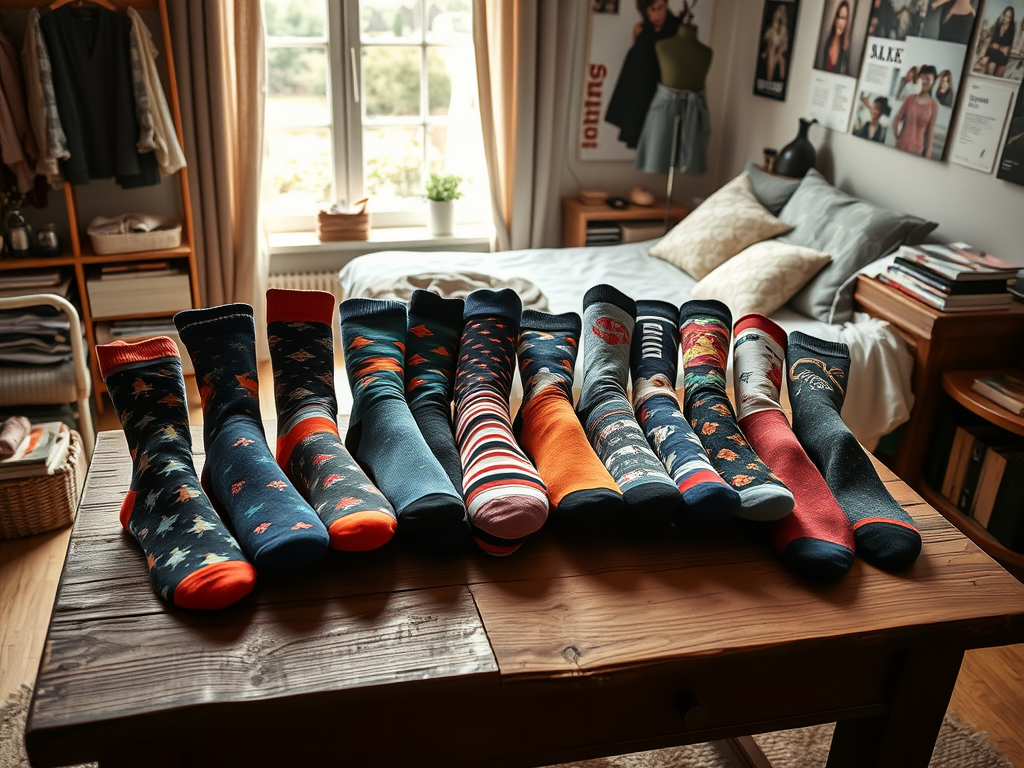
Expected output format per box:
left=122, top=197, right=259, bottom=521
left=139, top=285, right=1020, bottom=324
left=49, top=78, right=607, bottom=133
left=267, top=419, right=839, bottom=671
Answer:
left=168, top=0, right=268, bottom=340
left=474, top=0, right=577, bottom=250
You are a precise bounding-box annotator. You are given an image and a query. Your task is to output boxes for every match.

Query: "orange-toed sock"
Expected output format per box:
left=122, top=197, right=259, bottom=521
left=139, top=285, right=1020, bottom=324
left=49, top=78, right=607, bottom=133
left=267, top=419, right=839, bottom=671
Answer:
left=513, top=310, right=622, bottom=523
left=267, top=289, right=397, bottom=551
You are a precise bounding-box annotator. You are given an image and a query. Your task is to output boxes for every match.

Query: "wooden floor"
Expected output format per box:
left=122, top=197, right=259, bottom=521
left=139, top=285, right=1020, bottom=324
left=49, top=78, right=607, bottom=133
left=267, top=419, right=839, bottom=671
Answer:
left=2, top=359, right=1023, bottom=766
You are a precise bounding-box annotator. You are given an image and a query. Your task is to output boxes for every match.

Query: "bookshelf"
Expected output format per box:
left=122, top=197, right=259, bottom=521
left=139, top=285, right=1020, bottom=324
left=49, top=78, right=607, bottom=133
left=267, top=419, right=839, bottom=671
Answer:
left=561, top=197, right=690, bottom=248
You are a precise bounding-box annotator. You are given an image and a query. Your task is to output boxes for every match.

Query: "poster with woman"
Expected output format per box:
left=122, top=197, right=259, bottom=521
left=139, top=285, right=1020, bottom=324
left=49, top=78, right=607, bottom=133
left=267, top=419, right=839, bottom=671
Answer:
left=754, top=0, right=800, bottom=100
left=580, top=0, right=715, bottom=161
left=807, top=0, right=872, bottom=130
left=969, top=0, right=1024, bottom=81
left=868, top=0, right=978, bottom=44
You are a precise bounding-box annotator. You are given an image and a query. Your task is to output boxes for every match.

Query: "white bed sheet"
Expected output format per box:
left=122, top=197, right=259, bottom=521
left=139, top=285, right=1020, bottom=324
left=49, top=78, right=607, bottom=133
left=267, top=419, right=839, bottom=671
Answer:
left=338, top=241, right=914, bottom=449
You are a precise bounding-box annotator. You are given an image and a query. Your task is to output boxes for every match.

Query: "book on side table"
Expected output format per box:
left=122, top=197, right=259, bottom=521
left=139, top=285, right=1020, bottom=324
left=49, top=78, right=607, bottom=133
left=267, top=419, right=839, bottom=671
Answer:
left=973, top=372, right=1024, bottom=416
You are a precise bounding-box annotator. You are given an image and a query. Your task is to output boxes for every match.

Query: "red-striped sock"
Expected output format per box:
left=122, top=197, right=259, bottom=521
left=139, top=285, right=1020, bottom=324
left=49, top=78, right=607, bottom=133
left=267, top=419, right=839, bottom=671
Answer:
left=732, top=315, right=855, bottom=581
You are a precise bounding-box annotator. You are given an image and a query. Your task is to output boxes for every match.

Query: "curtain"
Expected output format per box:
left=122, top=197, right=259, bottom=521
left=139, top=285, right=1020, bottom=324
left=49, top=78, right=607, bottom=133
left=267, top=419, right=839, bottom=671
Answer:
left=473, top=0, right=577, bottom=250
left=168, top=0, right=268, bottom=340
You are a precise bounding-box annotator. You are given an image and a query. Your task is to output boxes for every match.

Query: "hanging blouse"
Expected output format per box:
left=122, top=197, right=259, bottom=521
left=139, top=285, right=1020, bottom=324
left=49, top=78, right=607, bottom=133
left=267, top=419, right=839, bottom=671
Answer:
left=0, top=24, right=39, bottom=194
left=39, top=5, right=159, bottom=188
left=22, top=8, right=69, bottom=188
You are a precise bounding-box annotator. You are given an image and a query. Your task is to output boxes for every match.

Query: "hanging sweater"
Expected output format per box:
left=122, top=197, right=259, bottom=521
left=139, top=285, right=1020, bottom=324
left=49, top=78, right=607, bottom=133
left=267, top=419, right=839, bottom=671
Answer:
left=39, top=5, right=159, bottom=188
left=0, top=25, right=39, bottom=194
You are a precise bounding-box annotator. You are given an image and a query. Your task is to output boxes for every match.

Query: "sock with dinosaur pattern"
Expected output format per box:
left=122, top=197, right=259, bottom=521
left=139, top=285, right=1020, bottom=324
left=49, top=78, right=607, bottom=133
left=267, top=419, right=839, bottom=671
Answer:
left=787, top=331, right=921, bottom=571
left=513, top=308, right=622, bottom=523
left=678, top=299, right=794, bottom=522
left=338, top=298, right=466, bottom=536
left=732, top=315, right=855, bottom=581
left=267, top=288, right=397, bottom=552
left=175, top=304, right=331, bottom=570
left=97, top=338, right=257, bottom=609
left=631, top=300, right=741, bottom=523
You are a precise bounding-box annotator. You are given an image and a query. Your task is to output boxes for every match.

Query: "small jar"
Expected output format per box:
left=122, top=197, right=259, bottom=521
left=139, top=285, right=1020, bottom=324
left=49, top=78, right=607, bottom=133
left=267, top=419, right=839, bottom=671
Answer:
left=34, top=223, right=62, bottom=257
left=3, top=210, right=32, bottom=257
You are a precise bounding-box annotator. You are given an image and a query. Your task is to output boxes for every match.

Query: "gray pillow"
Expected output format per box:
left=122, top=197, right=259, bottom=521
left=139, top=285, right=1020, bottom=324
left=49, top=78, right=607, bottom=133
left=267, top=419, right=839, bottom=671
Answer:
left=745, top=162, right=801, bottom=215
left=780, top=170, right=937, bottom=323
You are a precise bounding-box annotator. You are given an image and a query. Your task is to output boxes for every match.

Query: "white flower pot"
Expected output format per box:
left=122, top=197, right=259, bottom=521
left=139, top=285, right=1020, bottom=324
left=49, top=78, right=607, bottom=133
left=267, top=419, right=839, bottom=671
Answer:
left=428, top=200, right=455, bottom=236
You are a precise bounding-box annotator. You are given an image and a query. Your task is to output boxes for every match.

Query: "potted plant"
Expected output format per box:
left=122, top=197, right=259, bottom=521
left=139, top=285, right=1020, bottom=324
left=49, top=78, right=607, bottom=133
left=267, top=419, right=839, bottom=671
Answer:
left=425, top=172, right=462, bottom=236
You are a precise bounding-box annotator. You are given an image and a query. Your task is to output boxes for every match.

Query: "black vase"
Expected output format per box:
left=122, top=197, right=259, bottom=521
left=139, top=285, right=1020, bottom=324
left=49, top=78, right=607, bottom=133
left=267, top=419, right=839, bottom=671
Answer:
left=775, top=118, right=817, bottom=178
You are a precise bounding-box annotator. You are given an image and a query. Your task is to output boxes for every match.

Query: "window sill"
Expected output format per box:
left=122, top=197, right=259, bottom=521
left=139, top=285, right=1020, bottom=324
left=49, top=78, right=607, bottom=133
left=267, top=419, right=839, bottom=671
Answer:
left=269, top=225, right=494, bottom=273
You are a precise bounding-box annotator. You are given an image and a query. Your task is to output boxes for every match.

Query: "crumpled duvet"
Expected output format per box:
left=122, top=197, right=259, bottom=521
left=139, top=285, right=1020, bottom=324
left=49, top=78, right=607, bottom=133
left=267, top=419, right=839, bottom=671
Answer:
left=361, top=271, right=549, bottom=311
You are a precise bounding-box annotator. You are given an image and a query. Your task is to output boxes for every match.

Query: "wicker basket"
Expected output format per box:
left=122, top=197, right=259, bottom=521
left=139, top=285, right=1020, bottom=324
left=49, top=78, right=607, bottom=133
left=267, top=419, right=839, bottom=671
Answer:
left=316, top=198, right=370, bottom=242
left=0, top=430, right=86, bottom=539
left=88, top=219, right=182, bottom=255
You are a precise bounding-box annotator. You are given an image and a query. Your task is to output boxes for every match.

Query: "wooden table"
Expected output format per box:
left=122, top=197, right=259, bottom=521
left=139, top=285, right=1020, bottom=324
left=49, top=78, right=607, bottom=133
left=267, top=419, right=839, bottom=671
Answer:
left=26, top=423, right=1024, bottom=768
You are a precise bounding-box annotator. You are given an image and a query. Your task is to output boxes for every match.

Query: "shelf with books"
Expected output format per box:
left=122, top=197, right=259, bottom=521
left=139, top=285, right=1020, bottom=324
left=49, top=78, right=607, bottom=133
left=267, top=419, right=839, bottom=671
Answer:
left=78, top=242, right=193, bottom=264
left=943, top=370, right=1024, bottom=438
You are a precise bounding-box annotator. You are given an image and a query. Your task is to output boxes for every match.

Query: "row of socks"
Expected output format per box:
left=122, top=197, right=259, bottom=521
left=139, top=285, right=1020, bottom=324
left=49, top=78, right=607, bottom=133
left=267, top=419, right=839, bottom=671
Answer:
left=97, top=288, right=922, bottom=613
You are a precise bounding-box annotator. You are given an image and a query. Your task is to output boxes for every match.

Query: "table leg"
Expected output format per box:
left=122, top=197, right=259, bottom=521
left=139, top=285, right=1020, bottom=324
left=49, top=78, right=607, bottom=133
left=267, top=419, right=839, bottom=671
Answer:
left=826, top=647, right=964, bottom=768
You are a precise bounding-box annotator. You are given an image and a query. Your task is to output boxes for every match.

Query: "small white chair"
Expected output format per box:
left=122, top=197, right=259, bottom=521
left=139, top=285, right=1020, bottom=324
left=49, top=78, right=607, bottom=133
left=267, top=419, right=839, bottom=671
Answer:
left=0, top=294, right=94, bottom=460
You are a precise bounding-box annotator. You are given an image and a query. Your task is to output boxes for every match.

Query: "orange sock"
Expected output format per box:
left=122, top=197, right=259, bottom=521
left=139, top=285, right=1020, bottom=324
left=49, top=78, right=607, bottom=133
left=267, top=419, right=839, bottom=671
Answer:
left=513, top=310, right=622, bottom=522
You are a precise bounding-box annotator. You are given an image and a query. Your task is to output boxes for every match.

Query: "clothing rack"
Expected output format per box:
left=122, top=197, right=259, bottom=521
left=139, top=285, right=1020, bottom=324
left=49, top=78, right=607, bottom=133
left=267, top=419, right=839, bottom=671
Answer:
left=0, top=0, right=199, bottom=413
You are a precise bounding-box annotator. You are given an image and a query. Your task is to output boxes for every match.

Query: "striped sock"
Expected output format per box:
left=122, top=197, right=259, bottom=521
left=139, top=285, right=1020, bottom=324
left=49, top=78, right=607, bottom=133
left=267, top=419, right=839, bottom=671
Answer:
left=678, top=299, right=794, bottom=522
left=577, top=285, right=680, bottom=523
left=513, top=309, right=622, bottom=523
left=733, top=315, right=855, bottom=581
left=338, top=298, right=466, bottom=537
left=455, top=289, right=548, bottom=555
left=267, top=289, right=397, bottom=552
left=787, top=331, right=921, bottom=571
left=631, top=300, right=741, bottom=523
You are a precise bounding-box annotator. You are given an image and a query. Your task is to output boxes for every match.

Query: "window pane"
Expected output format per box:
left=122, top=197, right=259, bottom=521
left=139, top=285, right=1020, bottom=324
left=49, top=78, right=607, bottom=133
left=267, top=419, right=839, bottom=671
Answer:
left=263, top=0, right=326, bottom=38
left=267, top=47, right=330, bottom=127
left=361, top=0, right=422, bottom=42
left=265, top=128, right=333, bottom=215
left=425, top=0, right=472, bottom=43
left=428, top=124, right=487, bottom=221
left=363, top=47, right=422, bottom=118
left=364, top=125, right=422, bottom=200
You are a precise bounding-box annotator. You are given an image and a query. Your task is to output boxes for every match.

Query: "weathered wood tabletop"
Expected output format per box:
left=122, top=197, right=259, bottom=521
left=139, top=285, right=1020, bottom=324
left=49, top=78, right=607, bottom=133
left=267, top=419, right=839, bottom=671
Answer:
left=26, top=422, right=1024, bottom=768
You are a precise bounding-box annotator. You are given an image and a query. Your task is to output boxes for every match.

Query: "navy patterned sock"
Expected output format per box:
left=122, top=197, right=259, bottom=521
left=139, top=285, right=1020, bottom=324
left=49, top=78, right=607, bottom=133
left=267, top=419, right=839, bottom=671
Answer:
left=96, top=337, right=256, bottom=609
left=267, top=289, right=397, bottom=552
left=631, top=300, right=741, bottom=523
left=577, top=285, right=680, bottom=523
left=339, top=298, right=466, bottom=536
left=174, top=304, right=330, bottom=570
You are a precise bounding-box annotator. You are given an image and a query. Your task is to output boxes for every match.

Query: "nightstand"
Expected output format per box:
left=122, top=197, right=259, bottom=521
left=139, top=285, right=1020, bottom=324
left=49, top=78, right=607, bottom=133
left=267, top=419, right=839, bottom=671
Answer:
left=561, top=197, right=689, bottom=248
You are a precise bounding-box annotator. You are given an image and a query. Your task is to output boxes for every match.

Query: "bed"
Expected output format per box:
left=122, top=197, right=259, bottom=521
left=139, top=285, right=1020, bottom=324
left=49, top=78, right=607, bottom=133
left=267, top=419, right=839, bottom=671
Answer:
left=338, top=239, right=915, bottom=450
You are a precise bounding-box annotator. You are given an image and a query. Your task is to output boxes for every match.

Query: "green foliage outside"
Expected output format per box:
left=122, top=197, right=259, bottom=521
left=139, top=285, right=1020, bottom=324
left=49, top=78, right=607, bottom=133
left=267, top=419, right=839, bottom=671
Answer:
left=424, top=172, right=462, bottom=202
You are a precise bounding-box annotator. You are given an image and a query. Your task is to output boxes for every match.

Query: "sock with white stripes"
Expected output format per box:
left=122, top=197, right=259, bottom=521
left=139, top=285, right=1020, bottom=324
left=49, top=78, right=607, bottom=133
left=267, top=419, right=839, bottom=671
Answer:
left=455, top=289, right=548, bottom=555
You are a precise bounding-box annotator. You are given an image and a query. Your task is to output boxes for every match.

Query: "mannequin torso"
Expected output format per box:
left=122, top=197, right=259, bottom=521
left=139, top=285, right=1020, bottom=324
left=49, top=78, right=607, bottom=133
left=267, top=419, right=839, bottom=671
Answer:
left=655, top=24, right=713, bottom=90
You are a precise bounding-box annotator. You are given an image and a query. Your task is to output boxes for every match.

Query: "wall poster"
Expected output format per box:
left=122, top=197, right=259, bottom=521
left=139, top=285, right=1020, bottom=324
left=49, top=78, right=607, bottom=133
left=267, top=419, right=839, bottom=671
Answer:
left=968, top=0, right=1024, bottom=82
left=998, top=80, right=1024, bottom=184
left=850, top=0, right=980, bottom=161
left=950, top=80, right=1013, bottom=172
left=580, top=0, right=715, bottom=161
left=754, top=0, right=801, bottom=100
left=806, top=0, right=871, bottom=131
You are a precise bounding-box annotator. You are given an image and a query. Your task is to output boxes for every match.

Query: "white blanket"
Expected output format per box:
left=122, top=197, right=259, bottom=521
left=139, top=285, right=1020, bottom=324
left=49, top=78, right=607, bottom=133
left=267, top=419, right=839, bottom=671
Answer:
left=338, top=241, right=914, bottom=450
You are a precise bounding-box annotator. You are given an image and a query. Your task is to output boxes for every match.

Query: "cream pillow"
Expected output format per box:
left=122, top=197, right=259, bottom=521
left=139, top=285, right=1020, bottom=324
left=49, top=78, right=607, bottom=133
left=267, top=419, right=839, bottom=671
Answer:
left=690, top=240, right=831, bottom=318
left=649, top=173, right=793, bottom=279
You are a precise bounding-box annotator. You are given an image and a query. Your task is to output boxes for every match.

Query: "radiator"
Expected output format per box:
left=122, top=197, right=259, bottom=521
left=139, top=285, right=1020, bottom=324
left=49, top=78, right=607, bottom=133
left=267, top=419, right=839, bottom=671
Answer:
left=269, top=271, right=342, bottom=299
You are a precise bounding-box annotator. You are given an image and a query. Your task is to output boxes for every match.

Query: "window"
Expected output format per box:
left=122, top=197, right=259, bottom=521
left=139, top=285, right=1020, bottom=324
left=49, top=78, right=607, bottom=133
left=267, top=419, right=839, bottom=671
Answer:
left=263, top=0, right=488, bottom=232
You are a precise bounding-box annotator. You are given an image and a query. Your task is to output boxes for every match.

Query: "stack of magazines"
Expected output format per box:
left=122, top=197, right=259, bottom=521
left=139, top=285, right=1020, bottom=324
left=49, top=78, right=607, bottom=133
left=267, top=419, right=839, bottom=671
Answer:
left=880, top=243, right=1016, bottom=312
left=972, top=373, right=1024, bottom=417
left=878, top=242, right=1017, bottom=313
left=0, top=422, right=71, bottom=480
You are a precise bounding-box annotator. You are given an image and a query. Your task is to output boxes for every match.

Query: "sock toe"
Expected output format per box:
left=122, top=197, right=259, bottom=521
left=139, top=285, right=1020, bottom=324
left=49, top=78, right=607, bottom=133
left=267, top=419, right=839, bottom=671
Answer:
left=471, top=525, right=527, bottom=556
left=621, top=482, right=680, bottom=523
left=855, top=522, right=922, bottom=571
left=173, top=561, right=257, bottom=610
left=781, top=537, right=855, bottom=582
left=399, top=493, right=467, bottom=533
left=736, top=485, right=795, bottom=522
left=678, top=483, right=741, bottom=523
left=472, top=495, right=548, bottom=539
left=252, top=524, right=330, bottom=571
left=555, top=488, right=622, bottom=524
left=328, top=510, right=397, bottom=552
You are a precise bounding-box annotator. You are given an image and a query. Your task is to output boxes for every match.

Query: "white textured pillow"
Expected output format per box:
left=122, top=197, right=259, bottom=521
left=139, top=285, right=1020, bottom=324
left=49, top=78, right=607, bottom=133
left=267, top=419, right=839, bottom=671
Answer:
left=649, top=173, right=793, bottom=279
left=690, top=240, right=831, bottom=317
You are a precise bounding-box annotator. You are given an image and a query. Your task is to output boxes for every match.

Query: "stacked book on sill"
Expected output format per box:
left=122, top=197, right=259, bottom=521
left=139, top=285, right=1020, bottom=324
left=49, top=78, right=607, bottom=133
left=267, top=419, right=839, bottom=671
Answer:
left=926, top=412, right=1024, bottom=554
left=878, top=242, right=1017, bottom=313
left=85, top=261, right=191, bottom=319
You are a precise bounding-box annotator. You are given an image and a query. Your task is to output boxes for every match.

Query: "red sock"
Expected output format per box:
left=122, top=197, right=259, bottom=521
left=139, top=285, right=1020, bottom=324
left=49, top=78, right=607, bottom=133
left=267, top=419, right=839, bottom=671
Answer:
left=733, top=315, right=854, bottom=581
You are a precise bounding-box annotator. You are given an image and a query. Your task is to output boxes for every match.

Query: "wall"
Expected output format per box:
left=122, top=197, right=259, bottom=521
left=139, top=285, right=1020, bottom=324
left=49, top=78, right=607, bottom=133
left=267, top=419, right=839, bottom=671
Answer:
left=714, top=0, right=1024, bottom=263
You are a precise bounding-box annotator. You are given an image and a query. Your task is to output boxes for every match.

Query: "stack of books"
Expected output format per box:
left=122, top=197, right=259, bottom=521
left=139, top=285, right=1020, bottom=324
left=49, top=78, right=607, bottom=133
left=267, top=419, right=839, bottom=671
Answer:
left=878, top=242, right=1017, bottom=312
left=585, top=223, right=621, bottom=246
left=972, top=372, right=1024, bottom=416
left=86, top=262, right=191, bottom=318
left=0, top=421, right=71, bottom=480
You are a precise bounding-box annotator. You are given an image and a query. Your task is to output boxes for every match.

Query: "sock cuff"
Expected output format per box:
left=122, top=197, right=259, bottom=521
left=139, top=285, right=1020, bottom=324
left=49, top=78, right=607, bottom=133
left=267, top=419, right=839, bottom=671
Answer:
left=96, top=337, right=180, bottom=377
left=267, top=288, right=336, bottom=326
left=521, top=309, right=581, bottom=335
left=339, top=298, right=407, bottom=325
left=678, top=299, right=732, bottom=330
left=789, top=331, right=850, bottom=360
left=464, top=288, right=522, bottom=322
left=635, top=299, right=678, bottom=324
left=735, top=314, right=787, bottom=350
left=174, top=304, right=254, bottom=336
left=408, top=290, right=465, bottom=324
left=584, top=284, right=636, bottom=317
